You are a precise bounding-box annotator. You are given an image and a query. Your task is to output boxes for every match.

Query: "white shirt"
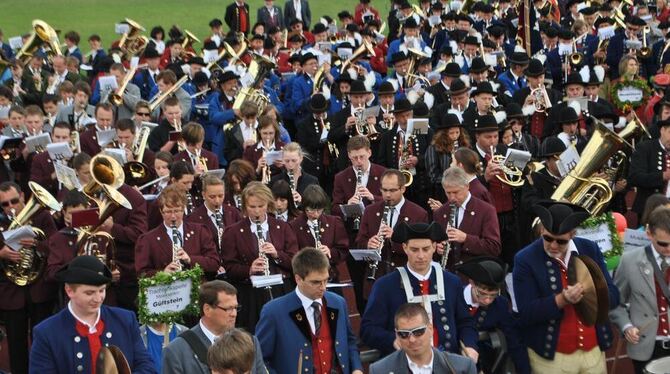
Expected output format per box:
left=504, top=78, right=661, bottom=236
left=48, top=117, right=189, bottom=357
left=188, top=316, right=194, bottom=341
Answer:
left=407, top=263, right=433, bottom=281
left=544, top=240, right=578, bottom=269
left=199, top=320, right=219, bottom=344
left=294, top=0, right=302, bottom=21
left=164, top=222, right=184, bottom=246
left=250, top=217, right=269, bottom=239
left=454, top=192, right=471, bottom=228
left=295, top=287, right=322, bottom=334
left=256, top=140, right=276, bottom=151
left=276, top=210, right=288, bottom=222
left=405, top=350, right=434, bottom=374
left=463, top=284, right=479, bottom=308
left=68, top=301, right=101, bottom=334
left=68, top=46, right=78, bottom=55
left=241, top=120, right=258, bottom=143
left=387, top=197, right=406, bottom=229
left=206, top=205, right=224, bottom=228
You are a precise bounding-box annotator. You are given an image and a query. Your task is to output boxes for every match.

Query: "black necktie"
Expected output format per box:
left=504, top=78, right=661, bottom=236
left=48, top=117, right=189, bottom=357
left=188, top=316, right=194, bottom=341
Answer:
left=312, top=301, right=321, bottom=333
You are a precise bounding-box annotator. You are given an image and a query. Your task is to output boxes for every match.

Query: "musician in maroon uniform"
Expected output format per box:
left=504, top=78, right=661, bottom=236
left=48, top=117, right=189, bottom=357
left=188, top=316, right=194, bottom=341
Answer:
left=220, top=181, right=299, bottom=332
left=356, top=169, right=429, bottom=280
left=116, top=118, right=156, bottom=176
left=29, top=122, right=72, bottom=197
left=269, top=142, right=319, bottom=204
left=148, top=161, right=196, bottom=229
left=174, top=122, right=219, bottom=173
left=223, top=159, right=257, bottom=210
left=451, top=148, right=493, bottom=204
left=135, top=184, right=219, bottom=277
left=434, top=167, right=501, bottom=269
left=289, top=185, right=348, bottom=283
left=243, top=115, right=285, bottom=181
left=79, top=102, right=115, bottom=156
left=186, top=175, right=242, bottom=277
left=9, top=105, right=47, bottom=197
left=0, top=181, right=57, bottom=374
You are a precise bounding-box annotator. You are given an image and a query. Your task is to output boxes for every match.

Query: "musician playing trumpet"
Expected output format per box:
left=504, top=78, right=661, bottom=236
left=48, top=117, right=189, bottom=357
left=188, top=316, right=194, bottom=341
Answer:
left=175, top=122, right=220, bottom=173
left=148, top=97, right=183, bottom=153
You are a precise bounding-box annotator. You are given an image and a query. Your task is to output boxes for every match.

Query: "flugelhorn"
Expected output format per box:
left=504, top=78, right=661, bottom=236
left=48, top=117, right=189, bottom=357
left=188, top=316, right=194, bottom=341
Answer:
left=530, top=84, right=552, bottom=113
left=354, top=105, right=380, bottom=140
left=490, top=145, right=524, bottom=187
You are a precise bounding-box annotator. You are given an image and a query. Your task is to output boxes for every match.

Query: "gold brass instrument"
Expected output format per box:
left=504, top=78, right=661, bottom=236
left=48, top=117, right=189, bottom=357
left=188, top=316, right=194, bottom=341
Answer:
left=354, top=105, right=380, bottom=140
left=118, top=18, right=149, bottom=61
left=2, top=182, right=61, bottom=286
left=638, top=26, right=652, bottom=59
left=530, top=84, right=552, bottom=113
left=78, top=155, right=131, bottom=271
left=148, top=75, right=189, bottom=113
left=16, top=20, right=62, bottom=65
left=440, top=202, right=457, bottom=269
left=223, top=39, right=248, bottom=68
left=70, top=130, right=81, bottom=154
left=232, top=54, right=276, bottom=114
left=181, top=29, right=200, bottom=59
left=569, top=38, right=585, bottom=67
left=550, top=117, right=647, bottom=215
left=261, top=139, right=272, bottom=185
left=319, top=115, right=339, bottom=159
left=367, top=203, right=391, bottom=281
left=340, top=40, right=376, bottom=74
left=312, top=65, right=326, bottom=95
left=124, top=124, right=153, bottom=186
left=405, top=47, right=431, bottom=87
left=399, top=131, right=416, bottom=187
left=458, top=0, right=475, bottom=14
left=490, top=146, right=525, bottom=187
left=170, top=222, right=183, bottom=271
left=380, top=104, right=394, bottom=130
left=195, top=148, right=209, bottom=173
left=109, top=65, right=138, bottom=106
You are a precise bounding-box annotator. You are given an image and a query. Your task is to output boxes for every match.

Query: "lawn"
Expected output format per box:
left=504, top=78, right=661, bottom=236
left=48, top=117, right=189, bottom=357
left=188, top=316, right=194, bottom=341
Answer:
left=0, top=0, right=392, bottom=50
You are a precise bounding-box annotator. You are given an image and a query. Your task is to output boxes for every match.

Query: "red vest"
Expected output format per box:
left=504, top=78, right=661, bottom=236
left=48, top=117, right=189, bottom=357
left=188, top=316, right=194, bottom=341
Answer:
left=556, top=264, right=598, bottom=354
left=530, top=112, right=546, bottom=139
left=654, top=268, right=670, bottom=337
left=488, top=178, right=514, bottom=213
left=311, top=304, right=334, bottom=374
left=75, top=318, right=106, bottom=374
left=420, top=280, right=439, bottom=346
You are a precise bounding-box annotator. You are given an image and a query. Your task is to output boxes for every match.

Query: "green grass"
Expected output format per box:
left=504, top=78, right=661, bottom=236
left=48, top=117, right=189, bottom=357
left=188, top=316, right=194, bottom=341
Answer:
left=0, top=0, right=392, bottom=51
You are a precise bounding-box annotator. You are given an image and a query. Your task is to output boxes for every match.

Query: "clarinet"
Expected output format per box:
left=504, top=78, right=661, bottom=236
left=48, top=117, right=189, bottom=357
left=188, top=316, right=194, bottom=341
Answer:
left=171, top=222, right=183, bottom=271
left=255, top=220, right=274, bottom=299
left=367, top=203, right=391, bottom=281
left=440, top=203, right=457, bottom=269
left=353, top=167, right=363, bottom=230
left=186, top=192, right=194, bottom=215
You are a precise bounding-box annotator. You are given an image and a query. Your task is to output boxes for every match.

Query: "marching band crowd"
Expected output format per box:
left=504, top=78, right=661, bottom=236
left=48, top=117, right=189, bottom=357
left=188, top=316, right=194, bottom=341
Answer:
left=2, top=0, right=670, bottom=372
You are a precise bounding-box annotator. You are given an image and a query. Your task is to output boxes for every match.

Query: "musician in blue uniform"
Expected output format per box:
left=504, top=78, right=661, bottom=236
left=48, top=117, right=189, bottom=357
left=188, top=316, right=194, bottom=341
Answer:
left=29, top=255, right=156, bottom=374
left=360, top=222, right=479, bottom=360
left=605, top=15, right=649, bottom=80
left=456, top=257, right=531, bottom=374
left=513, top=201, right=620, bottom=373
left=497, top=52, right=529, bottom=99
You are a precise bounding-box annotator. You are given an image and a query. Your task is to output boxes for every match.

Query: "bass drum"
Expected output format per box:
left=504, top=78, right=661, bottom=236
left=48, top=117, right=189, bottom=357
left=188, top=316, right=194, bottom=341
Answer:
left=644, top=356, right=670, bottom=374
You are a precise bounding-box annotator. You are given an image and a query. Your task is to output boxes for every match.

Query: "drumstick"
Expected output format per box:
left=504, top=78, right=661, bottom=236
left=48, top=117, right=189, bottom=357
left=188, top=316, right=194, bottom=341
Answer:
left=611, top=310, right=669, bottom=374
left=460, top=341, right=484, bottom=374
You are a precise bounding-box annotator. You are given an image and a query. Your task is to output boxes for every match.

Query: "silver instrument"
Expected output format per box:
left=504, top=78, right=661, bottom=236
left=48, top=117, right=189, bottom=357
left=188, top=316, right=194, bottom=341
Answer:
left=214, top=210, right=224, bottom=252
left=367, top=203, right=392, bottom=281
left=186, top=192, right=194, bottom=215
left=440, top=203, right=457, bottom=269
left=288, top=170, right=297, bottom=206
left=255, top=220, right=270, bottom=277
left=233, top=194, right=242, bottom=210
left=171, top=222, right=183, bottom=271
left=353, top=167, right=363, bottom=231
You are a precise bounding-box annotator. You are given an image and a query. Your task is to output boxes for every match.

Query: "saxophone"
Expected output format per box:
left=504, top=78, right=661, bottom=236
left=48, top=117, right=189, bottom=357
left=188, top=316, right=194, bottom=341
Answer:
left=440, top=203, right=457, bottom=269
left=171, top=222, right=183, bottom=271
left=367, top=203, right=391, bottom=281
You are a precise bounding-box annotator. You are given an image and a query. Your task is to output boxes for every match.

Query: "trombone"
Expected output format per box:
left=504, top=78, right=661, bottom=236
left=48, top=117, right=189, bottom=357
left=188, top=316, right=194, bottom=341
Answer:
left=147, top=75, right=189, bottom=113
left=109, top=65, right=138, bottom=106
left=638, top=26, right=652, bottom=59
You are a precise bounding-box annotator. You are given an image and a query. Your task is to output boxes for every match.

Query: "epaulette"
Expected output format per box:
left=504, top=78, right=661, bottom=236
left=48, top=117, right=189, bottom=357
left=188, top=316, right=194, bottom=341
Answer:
left=223, top=123, right=234, bottom=132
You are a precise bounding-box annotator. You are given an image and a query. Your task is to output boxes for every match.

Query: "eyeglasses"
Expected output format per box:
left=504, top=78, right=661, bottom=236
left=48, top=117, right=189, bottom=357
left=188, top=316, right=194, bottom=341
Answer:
left=473, top=286, right=500, bottom=301
left=542, top=235, right=569, bottom=246
left=161, top=208, right=184, bottom=216
left=0, top=197, right=20, bottom=207
left=395, top=325, right=428, bottom=339
left=215, top=305, right=242, bottom=313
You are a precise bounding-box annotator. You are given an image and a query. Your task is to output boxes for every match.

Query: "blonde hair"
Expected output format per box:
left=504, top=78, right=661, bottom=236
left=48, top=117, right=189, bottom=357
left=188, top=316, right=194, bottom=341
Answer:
left=242, top=181, right=275, bottom=214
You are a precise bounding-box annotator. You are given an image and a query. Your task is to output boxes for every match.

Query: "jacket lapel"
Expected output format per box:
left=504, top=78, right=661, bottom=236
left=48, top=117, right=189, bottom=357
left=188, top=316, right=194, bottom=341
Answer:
left=234, top=124, right=244, bottom=147
left=289, top=306, right=312, bottom=341
left=638, top=256, right=656, bottom=295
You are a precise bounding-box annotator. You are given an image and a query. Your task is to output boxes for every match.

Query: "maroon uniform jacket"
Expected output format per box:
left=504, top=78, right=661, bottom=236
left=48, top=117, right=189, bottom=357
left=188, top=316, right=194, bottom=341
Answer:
left=434, top=195, right=501, bottom=265
left=174, top=149, right=220, bottom=171
left=111, top=184, right=148, bottom=283
left=220, top=216, right=299, bottom=282
left=135, top=221, right=219, bottom=277
left=185, top=204, right=242, bottom=254
left=242, top=141, right=286, bottom=168
left=79, top=127, right=102, bottom=156
left=469, top=178, right=493, bottom=205
left=288, top=213, right=348, bottom=277
left=355, top=199, right=429, bottom=268
left=29, top=151, right=58, bottom=195
left=332, top=163, right=386, bottom=208
left=0, top=209, right=57, bottom=310
left=45, top=228, right=79, bottom=282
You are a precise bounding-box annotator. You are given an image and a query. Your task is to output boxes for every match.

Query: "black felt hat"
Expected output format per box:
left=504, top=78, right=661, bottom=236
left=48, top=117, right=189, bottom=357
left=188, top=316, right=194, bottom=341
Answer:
left=509, top=52, right=530, bottom=65
left=391, top=222, right=447, bottom=243
left=216, top=70, right=240, bottom=84
left=404, top=17, right=419, bottom=29
left=55, top=255, right=112, bottom=285
left=393, top=98, right=414, bottom=113
left=455, top=256, right=507, bottom=287
left=143, top=48, right=160, bottom=59
left=532, top=201, right=590, bottom=235
left=310, top=93, right=330, bottom=113
left=469, top=57, right=489, bottom=73
left=505, top=102, right=525, bottom=119
left=301, top=52, right=318, bottom=65
left=447, top=79, right=469, bottom=96
left=473, top=114, right=499, bottom=132
left=557, top=106, right=579, bottom=124
left=524, top=58, right=546, bottom=77
left=540, top=136, right=567, bottom=158
left=378, top=81, right=396, bottom=95
left=565, top=72, right=586, bottom=86
left=437, top=112, right=462, bottom=130
left=471, top=82, right=497, bottom=96
left=442, top=62, right=462, bottom=77
left=349, top=79, right=371, bottom=95
left=389, top=51, right=409, bottom=65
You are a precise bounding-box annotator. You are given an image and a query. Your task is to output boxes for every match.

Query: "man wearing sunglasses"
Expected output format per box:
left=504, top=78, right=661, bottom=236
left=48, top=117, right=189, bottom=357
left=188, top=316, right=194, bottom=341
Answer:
left=163, top=280, right=267, bottom=374
left=610, top=206, right=670, bottom=373
left=256, top=247, right=363, bottom=374
left=0, top=181, right=57, bottom=374
left=361, top=222, right=479, bottom=360
left=455, top=257, right=531, bottom=374
left=369, top=303, right=477, bottom=374
left=513, top=201, right=619, bottom=374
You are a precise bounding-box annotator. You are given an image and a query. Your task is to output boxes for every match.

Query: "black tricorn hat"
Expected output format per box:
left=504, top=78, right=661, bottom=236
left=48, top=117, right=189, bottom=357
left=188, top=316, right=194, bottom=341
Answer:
left=540, top=136, right=567, bottom=158
left=532, top=200, right=590, bottom=235
left=215, top=70, right=240, bottom=84
left=455, top=256, right=507, bottom=288
left=391, top=222, right=447, bottom=243
left=55, top=255, right=112, bottom=285
left=310, top=93, right=329, bottom=113
left=349, top=79, right=371, bottom=95
left=393, top=98, right=413, bottom=113
left=524, top=58, right=546, bottom=77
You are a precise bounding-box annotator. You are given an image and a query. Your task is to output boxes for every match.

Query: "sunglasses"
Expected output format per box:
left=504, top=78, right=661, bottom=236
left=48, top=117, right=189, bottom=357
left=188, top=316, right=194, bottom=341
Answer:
left=1, top=197, right=20, bottom=207
left=542, top=235, right=569, bottom=246
left=395, top=325, right=428, bottom=339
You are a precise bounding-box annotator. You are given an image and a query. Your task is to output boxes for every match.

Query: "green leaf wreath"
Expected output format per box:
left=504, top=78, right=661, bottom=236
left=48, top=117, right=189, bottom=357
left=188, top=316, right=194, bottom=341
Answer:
left=579, top=212, right=623, bottom=260
left=138, top=265, right=203, bottom=325
left=610, top=77, right=650, bottom=111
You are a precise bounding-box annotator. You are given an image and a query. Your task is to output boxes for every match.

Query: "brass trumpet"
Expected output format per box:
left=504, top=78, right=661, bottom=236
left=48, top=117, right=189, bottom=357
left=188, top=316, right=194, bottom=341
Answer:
left=638, top=26, right=652, bottom=59
left=490, top=145, right=525, bottom=187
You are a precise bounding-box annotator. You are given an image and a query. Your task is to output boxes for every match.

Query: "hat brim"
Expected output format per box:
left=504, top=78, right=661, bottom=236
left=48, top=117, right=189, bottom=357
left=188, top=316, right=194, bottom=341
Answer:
left=55, top=266, right=112, bottom=286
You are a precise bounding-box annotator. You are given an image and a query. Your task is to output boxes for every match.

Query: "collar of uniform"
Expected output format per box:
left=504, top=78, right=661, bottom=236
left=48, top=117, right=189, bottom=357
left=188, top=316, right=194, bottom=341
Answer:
left=463, top=284, right=480, bottom=308
left=466, top=175, right=477, bottom=184
left=653, top=246, right=670, bottom=268
left=249, top=216, right=269, bottom=231
left=475, top=143, right=489, bottom=158
left=545, top=240, right=579, bottom=269
left=460, top=192, right=472, bottom=210
left=405, top=349, right=434, bottom=372
left=68, top=46, right=77, bottom=54
left=256, top=141, right=276, bottom=150
left=243, top=120, right=258, bottom=130
left=68, top=301, right=101, bottom=334
left=276, top=210, right=288, bottom=221
left=164, top=222, right=184, bottom=237
left=390, top=196, right=406, bottom=217
left=407, top=261, right=432, bottom=281
left=199, top=319, right=219, bottom=344
left=295, top=287, right=322, bottom=312
left=205, top=205, right=223, bottom=218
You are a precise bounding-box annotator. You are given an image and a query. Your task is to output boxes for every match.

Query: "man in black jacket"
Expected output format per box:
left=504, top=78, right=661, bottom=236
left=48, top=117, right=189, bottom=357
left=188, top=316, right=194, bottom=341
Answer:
left=629, top=119, right=670, bottom=217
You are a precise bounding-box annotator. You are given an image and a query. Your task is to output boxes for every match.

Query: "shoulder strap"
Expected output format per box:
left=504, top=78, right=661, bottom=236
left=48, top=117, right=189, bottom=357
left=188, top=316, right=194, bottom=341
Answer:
left=644, top=245, right=670, bottom=303
left=179, top=329, right=210, bottom=367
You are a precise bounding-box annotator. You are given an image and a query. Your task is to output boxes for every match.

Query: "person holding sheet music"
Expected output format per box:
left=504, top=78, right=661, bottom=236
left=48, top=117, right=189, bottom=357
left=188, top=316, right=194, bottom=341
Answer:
left=79, top=102, right=115, bottom=156
left=243, top=115, right=285, bottom=181
left=100, top=63, right=142, bottom=121
left=54, top=81, right=95, bottom=130
left=29, top=122, right=72, bottom=197
left=220, top=181, right=299, bottom=332
left=9, top=105, right=48, bottom=197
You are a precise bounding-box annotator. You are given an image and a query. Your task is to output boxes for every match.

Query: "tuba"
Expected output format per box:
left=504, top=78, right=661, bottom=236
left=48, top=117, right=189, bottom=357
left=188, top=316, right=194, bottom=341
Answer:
left=232, top=54, right=276, bottom=114
left=551, top=118, right=648, bottom=215
left=2, top=182, right=61, bottom=286
left=124, top=124, right=154, bottom=186
left=118, top=18, right=149, bottom=61
left=109, top=65, right=138, bottom=106
left=16, top=20, right=62, bottom=65
left=148, top=75, right=189, bottom=113
left=181, top=29, right=201, bottom=60
left=78, top=155, right=132, bottom=270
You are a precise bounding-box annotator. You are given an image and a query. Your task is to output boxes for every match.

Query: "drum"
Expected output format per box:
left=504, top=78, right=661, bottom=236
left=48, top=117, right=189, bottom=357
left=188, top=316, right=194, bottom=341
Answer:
left=644, top=356, right=670, bottom=374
